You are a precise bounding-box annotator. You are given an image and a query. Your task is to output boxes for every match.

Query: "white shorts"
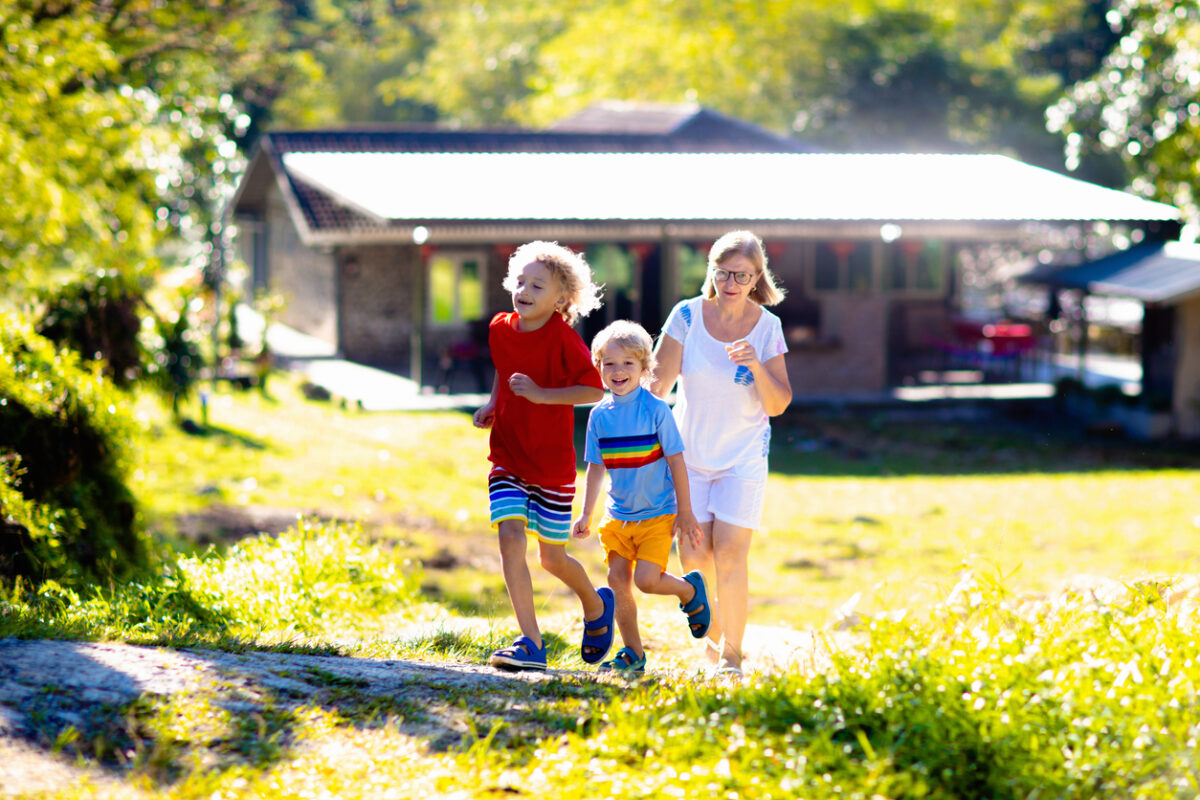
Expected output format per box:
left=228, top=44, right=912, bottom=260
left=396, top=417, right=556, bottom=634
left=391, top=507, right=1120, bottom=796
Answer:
left=685, top=461, right=766, bottom=531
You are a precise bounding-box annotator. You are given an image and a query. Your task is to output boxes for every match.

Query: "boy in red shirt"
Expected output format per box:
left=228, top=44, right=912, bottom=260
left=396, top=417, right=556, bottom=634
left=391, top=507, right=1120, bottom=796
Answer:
left=473, top=241, right=612, bottom=670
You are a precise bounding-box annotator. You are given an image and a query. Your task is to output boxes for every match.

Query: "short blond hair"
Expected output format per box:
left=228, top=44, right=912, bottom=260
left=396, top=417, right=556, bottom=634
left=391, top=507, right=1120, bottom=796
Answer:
left=701, top=230, right=786, bottom=306
left=591, top=320, right=657, bottom=385
left=502, top=241, right=603, bottom=325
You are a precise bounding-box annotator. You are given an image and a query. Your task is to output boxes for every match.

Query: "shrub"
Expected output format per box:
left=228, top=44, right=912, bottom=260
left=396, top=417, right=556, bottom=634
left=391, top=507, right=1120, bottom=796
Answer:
left=35, top=271, right=146, bottom=389
left=0, top=313, right=149, bottom=583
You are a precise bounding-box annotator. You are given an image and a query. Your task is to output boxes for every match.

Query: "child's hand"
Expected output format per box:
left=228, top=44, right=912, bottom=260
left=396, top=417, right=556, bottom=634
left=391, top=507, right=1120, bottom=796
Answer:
left=674, top=510, right=703, bottom=548
left=473, top=402, right=495, bottom=428
left=571, top=515, right=592, bottom=539
left=508, top=372, right=543, bottom=402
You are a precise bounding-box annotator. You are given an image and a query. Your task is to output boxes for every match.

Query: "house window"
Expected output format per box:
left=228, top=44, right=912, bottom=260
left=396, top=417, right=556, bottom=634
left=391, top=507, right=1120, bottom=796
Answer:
left=814, top=241, right=874, bottom=293
left=886, top=240, right=945, bottom=294
left=429, top=251, right=485, bottom=325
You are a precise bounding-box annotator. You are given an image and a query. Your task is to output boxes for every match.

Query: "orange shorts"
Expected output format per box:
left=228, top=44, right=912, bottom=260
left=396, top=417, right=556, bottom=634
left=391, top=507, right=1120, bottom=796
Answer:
left=597, top=513, right=675, bottom=572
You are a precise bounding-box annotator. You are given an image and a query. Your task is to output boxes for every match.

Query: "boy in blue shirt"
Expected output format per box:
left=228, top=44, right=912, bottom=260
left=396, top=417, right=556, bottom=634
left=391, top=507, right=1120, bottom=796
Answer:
left=572, top=321, right=711, bottom=674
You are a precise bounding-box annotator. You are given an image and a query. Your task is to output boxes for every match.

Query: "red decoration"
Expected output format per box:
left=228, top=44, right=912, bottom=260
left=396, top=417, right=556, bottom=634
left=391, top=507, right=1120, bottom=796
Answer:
left=765, top=241, right=788, bottom=259
left=628, top=242, right=655, bottom=262
left=901, top=240, right=925, bottom=259
left=493, top=243, right=517, bottom=259
left=831, top=241, right=856, bottom=259
left=420, top=244, right=437, bottom=261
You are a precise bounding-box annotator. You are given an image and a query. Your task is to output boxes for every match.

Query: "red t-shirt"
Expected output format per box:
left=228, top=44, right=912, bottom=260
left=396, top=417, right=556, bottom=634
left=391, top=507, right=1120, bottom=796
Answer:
left=488, top=311, right=603, bottom=486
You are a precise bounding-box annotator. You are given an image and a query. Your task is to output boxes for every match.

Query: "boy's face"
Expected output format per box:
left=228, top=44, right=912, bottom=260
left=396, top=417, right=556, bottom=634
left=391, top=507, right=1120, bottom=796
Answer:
left=510, top=260, right=565, bottom=325
left=598, top=342, right=645, bottom=397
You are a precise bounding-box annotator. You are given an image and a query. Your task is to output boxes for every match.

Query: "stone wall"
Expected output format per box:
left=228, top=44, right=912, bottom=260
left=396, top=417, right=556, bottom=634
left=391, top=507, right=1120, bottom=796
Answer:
left=338, top=244, right=419, bottom=367
left=265, top=187, right=336, bottom=346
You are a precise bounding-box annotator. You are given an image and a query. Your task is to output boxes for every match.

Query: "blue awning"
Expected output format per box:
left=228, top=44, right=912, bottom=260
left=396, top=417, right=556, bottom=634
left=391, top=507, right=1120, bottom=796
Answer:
left=1024, top=240, right=1200, bottom=304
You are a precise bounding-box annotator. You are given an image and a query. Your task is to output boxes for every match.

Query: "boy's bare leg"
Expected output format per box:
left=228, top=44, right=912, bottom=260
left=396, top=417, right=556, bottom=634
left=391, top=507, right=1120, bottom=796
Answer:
left=678, top=521, right=721, bottom=663
left=632, top=559, right=694, bottom=603
left=537, top=541, right=606, bottom=622
left=607, top=554, right=641, bottom=657
left=497, top=519, right=541, bottom=648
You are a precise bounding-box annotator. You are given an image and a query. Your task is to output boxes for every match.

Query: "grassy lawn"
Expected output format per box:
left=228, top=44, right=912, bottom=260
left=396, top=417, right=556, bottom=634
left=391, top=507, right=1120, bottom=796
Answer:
left=5, top=375, right=1200, bottom=799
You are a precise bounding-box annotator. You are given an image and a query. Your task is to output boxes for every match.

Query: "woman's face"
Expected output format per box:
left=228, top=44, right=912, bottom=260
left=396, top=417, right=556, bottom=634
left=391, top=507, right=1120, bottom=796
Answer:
left=711, top=253, right=760, bottom=305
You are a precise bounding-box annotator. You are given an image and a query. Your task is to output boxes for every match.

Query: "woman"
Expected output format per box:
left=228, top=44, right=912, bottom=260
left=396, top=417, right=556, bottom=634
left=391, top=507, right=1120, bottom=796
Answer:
left=651, top=230, right=791, bottom=675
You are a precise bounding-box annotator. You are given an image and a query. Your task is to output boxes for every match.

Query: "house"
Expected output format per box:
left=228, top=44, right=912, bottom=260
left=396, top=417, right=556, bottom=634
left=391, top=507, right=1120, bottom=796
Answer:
left=226, top=102, right=1181, bottom=398
left=1025, top=240, right=1200, bottom=437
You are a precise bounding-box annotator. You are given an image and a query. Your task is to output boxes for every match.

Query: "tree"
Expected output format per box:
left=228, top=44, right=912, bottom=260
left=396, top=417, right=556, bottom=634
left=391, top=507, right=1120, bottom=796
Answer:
left=1048, top=0, right=1200, bottom=224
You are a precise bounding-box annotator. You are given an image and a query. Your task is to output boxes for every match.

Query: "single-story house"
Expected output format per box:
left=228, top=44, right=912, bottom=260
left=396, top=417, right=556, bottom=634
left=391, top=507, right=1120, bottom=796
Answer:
left=1025, top=240, right=1200, bottom=437
left=227, top=101, right=1181, bottom=397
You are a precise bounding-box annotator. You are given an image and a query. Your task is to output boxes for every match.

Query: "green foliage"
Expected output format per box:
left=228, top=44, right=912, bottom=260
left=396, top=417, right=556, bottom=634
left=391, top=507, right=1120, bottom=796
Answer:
left=177, top=517, right=422, bottom=639
left=0, top=313, right=148, bottom=583
left=1049, top=0, right=1200, bottom=222
left=34, top=270, right=148, bottom=389
left=0, top=517, right=423, bottom=645
left=487, top=573, right=1199, bottom=799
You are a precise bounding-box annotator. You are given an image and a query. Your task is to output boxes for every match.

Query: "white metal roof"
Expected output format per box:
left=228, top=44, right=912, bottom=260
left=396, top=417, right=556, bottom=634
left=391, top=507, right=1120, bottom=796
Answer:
left=280, top=151, right=1179, bottom=224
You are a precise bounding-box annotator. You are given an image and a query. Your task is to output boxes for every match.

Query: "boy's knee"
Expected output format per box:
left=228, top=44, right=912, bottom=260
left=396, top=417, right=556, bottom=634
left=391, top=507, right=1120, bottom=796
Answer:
left=633, top=571, right=661, bottom=594
left=537, top=545, right=568, bottom=573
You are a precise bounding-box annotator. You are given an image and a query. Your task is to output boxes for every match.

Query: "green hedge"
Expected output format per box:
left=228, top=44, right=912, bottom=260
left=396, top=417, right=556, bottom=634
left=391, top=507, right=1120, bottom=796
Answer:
left=0, top=314, right=149, bottom=583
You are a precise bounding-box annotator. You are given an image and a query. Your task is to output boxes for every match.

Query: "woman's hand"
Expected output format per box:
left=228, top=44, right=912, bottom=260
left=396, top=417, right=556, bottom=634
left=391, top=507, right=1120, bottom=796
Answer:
left=725, top=340, right=762, bottom=372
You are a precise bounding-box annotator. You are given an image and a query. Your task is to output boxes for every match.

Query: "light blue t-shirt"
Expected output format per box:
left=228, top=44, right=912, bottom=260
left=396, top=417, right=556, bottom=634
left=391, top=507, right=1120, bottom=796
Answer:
left=583, top=386, right=685, bottom=521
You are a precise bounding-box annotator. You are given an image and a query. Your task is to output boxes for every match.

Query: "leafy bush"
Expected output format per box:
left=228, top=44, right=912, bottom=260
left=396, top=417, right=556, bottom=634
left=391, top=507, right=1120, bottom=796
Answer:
left=0, top=314, right=148, bottom=583
left=35, top=271, right=146, bottom=389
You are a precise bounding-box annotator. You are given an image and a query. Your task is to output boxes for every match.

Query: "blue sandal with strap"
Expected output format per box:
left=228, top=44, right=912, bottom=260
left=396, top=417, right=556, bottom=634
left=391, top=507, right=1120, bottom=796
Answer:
left=489, top=635, right=548, bottom=671
left=680, top=570, right=711, bottom=639
left=581, top=587, right=616, bottom=664
left=599, top=646, right=646, bottom=675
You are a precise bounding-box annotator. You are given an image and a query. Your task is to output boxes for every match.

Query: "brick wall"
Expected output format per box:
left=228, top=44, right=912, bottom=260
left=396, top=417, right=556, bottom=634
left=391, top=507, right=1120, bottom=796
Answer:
left=786, top=295, right=889, bottom=395
left=338, top=244, right=419, bottom=367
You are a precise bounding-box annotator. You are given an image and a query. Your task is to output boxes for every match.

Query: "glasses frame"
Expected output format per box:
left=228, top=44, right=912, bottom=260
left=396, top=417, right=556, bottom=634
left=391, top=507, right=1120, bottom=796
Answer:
left=712, top=267, right=756, bottom=286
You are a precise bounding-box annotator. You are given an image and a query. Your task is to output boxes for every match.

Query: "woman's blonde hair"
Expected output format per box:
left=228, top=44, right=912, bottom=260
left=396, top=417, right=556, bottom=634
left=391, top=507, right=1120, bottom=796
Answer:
left=701, top=230, right=786, bottom=306
left=503, top=241, right=604, bottom=325
left=590, top=320, right=656, bottom=385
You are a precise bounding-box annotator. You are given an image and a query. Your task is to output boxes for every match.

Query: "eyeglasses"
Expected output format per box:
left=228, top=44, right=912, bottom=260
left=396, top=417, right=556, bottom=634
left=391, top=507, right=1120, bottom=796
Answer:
left=712, top=267, right=756, bottom=286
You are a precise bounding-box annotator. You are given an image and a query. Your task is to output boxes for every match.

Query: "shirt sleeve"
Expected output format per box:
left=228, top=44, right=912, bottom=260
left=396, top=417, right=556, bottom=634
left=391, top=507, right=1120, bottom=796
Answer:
left=561, top=327, right=604, bottom=390
left=655, top=399, right=686, bottom=457
left=758, top=311, right=789, bottom=361
left=583, top=409, right=603, bottom=465
left=661, top=298, right=695, bottom=344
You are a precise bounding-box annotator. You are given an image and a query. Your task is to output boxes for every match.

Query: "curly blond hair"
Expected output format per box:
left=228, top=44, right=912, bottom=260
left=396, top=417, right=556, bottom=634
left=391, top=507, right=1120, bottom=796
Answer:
left=590, top=320, right=657, bottom=386
left=502, top=241, right=604, bottom=325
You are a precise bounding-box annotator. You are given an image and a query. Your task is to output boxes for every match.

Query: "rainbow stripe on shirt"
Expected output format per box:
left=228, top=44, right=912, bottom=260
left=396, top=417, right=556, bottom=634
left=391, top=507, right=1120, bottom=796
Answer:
left=598, top=434, right=663, bottom=469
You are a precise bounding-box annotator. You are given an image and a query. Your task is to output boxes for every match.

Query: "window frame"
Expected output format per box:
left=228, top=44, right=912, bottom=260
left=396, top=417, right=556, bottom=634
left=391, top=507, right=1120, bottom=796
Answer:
left=427, top=249, right=488, bottom=328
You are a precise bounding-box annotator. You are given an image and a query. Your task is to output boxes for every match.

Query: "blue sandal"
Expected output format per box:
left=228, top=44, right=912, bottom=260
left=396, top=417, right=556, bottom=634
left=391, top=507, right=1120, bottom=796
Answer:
left=599, top=646, right=646, bottom=675
left=581, top=587, right=616, bottom=664
left=680, top=570, right=711, bottom=639
left=489, top=635, right=548, bottom=671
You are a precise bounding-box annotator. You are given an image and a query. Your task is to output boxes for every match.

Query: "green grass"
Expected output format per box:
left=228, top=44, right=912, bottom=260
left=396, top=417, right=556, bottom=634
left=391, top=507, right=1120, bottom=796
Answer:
left=4, top=378, right=1200, bottom=798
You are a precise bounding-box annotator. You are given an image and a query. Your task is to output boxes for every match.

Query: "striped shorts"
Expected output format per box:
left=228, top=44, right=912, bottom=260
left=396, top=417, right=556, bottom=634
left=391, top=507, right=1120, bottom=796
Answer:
left=488, top=466, right=576, bottom=543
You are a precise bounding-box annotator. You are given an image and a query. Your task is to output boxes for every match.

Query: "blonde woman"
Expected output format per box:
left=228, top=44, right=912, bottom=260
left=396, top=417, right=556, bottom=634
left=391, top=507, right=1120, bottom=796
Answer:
left=651, top=230, right=792, bottom=676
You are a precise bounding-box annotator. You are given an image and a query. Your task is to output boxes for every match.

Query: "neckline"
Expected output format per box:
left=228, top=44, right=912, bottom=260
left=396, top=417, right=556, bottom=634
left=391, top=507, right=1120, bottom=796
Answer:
left=611, top=385, right=642, bottom=405
left=697, top=297, right=763, bottom=344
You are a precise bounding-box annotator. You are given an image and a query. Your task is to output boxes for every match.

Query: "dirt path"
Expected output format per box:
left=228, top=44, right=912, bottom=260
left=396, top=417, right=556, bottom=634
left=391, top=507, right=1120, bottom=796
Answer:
left=0, top=621, right=850, bottom=797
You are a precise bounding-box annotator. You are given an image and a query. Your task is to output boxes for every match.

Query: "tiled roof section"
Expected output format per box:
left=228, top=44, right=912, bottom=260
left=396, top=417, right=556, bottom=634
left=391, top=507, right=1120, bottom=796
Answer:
left=1024, top=240, right=1200, bottom=303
